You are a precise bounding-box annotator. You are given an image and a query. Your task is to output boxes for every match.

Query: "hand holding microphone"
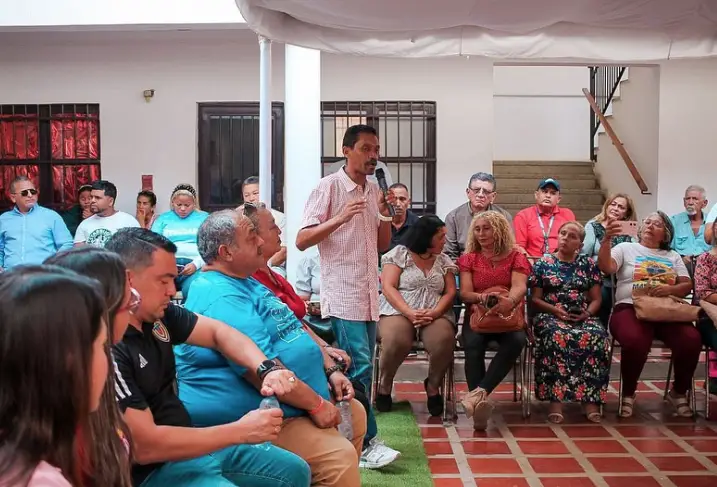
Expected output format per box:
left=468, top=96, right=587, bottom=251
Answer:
left=375, top=168, right=396, bottom=217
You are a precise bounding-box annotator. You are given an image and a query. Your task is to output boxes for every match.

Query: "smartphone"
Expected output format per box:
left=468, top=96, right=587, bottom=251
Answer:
left=616, top=221, right=638, bottom=237
left=176, top=264, right=186, bottom=274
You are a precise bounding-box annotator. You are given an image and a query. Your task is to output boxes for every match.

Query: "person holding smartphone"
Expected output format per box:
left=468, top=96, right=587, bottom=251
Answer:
left=581, top=194, right=637, bottom=326
left=531, top=221, right=610, bottom=424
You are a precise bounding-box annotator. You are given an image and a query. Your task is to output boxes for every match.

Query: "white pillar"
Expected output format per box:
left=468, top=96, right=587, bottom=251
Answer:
left=285, top=44, right=321, bottom=284
left=258, top=35, right=273, bottom=208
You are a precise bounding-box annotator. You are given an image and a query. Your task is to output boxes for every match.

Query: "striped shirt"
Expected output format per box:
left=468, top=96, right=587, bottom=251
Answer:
left=300, top=168, right=381, bottom=321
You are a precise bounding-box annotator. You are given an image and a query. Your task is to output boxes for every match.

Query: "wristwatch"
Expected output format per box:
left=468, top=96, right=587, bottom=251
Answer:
left=256, top=359, right=284, bottom=381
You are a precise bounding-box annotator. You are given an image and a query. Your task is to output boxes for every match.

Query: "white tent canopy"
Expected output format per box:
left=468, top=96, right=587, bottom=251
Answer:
left=236, top=0, right=717, bottom=62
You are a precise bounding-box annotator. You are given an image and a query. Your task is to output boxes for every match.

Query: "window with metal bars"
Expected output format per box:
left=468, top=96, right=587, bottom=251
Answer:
left=321, top=101, right=437, bottom=214
left=0, top=104, right=101, bottom=212
left=197, top=102, right=285, bottom=213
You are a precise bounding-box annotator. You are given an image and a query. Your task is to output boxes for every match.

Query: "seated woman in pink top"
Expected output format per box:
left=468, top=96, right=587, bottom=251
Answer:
left=0, top=267, right=112, bottom=486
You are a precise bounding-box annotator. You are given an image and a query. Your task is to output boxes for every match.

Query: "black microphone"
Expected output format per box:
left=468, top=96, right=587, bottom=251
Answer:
left=374, top=168, right=396, bottom=217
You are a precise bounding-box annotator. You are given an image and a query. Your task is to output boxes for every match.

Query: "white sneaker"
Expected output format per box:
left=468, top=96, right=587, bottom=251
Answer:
left=359, top=437, right=401, bottom=469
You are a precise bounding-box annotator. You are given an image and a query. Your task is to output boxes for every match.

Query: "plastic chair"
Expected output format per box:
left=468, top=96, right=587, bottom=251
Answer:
left=607, top=274, right=697, bottom=417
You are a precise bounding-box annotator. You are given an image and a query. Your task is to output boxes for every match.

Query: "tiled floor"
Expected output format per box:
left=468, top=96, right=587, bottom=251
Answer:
left=395, top=380, right=717, bottom=487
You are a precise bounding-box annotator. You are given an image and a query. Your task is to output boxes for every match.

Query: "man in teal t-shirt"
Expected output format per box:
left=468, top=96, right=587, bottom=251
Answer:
left=178, top=272, right=331, bottom=422
left=175, top=209, right=366, bottom=487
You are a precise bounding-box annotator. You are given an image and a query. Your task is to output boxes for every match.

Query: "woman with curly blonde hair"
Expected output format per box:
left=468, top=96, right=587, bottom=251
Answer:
left=458, top=211, right=531, bottom=430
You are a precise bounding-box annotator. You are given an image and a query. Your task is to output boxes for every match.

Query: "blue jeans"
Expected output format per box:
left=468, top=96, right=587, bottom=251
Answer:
left=176, top=258, right=200, bottom=301
left=330, top=317, right=377, bottom=449
left=140, top=443, right=311, bottom=487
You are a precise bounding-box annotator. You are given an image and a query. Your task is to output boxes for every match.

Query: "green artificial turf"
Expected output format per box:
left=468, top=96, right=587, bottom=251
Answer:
left=360, top=401, right=434, bottom=487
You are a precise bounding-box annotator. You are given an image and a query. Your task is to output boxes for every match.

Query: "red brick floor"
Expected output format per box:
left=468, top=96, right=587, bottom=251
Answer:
left=397, top=380, right=717, bottom=486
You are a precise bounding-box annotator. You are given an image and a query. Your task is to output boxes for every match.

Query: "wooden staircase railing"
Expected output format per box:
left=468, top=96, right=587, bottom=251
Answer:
left=582, top=88, right=650, bottom=195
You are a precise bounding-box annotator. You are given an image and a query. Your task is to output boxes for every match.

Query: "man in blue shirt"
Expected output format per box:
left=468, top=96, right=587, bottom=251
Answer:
left=670, top=185, right=712, bottom=272
left=176, top=209, right=367, bottom=487
left=0, top=176, right=72, bottom=270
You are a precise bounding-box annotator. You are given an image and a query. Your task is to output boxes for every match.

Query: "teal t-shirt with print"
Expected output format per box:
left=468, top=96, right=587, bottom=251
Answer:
left=176, top=270, right=330, bottom=427
left=151, top=210, right=208, bottom=262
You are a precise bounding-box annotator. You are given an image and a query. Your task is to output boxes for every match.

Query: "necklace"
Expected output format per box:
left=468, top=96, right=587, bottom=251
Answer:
left=416, top=252, right=433, bottom=260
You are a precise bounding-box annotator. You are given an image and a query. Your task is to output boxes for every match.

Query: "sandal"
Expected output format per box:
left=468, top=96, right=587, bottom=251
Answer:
left=620, top=395, right=636, bottom=418
left=667, top=391, right=693, bottom=418
left=547, top=403, right=564, bottom=424
left=584, top=405, right=602, bottom=423
left=461, top=387, right=493, bottom=431
left=547, top=412, right=564, bottom=424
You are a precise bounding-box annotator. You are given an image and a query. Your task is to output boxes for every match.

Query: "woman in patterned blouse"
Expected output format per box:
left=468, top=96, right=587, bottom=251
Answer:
left=530, top=221, right=610, bottom=424
left=378, top=215, right=457, bottom=416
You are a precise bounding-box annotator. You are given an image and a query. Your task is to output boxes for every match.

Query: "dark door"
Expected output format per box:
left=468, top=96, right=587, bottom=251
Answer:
left=197, top=102, right=284, bottom=212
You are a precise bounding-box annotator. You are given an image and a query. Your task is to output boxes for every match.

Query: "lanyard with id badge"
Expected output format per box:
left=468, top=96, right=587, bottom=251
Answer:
left=536, top=207, right=555, bottom=256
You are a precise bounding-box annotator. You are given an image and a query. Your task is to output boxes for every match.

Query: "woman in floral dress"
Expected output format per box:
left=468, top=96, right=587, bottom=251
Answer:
left=530, top=221, right=610, bottom=424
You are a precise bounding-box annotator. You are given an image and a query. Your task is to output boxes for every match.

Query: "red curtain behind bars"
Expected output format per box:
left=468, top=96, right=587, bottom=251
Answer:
left=51, top=114, right=100, bottom=208
left=0, top=113, right=99, bottom=210
left=0, top=115, right=39, bottom=159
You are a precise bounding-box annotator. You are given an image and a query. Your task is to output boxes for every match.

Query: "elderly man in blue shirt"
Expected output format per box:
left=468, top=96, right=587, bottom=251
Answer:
left=0, top=176, right=72, bottom=270
left=175, top=209, right=366, bottom=487
left=670, top=184, right=712, bottom=273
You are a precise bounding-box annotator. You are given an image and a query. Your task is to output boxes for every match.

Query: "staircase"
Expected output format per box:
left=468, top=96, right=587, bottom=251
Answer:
left=492, top=161, right=605, bottom=223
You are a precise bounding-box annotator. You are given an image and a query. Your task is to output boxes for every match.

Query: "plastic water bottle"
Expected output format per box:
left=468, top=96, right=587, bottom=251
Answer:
left=253, top=396, right=281, bottom=450
left=337, top=400, right=353, bottom=440
left=260, top=396, right=280, bottom=410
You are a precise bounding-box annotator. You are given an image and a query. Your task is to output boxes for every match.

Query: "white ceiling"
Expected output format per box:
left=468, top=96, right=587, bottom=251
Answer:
left=236, top=0, right=717, bottom=61
left=0, top=0, right=246, bottom=30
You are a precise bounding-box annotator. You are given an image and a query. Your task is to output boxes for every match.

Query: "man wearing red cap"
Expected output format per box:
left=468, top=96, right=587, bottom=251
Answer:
left=513, top=178, right=576, bottom=257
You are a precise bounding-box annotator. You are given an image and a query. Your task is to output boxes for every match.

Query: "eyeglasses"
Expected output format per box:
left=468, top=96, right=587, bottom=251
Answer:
left=468, top=187, right=495, bottom=196
left=13, top=189, right=38, bottom=197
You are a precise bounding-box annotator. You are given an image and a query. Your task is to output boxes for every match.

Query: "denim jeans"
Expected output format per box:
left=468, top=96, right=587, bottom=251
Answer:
left=330, top=317, right=377, bottom=449
left=175, top=258, right=200, bottom=302
left=140, top=443, right=311, bottom=487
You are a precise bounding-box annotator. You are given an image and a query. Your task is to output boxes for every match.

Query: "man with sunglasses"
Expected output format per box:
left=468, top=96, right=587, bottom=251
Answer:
left=444, top=172, right=512, bottom=261
left=0, top=176, right=72, bottom=270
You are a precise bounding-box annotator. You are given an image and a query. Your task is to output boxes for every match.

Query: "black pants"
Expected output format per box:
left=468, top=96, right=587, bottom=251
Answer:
left=462, top=325, right=526, bottom=393
left=599, top=284, right=613, bottom=328
left=351, top=380, right=371, bottom=419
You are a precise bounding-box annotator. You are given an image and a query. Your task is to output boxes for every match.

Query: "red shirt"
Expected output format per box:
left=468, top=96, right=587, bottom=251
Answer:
left=512, top=205, right=576, bottom=257
left=252, top=269, right=307, bottom=320
left=457, top=250, right=531, bottom=293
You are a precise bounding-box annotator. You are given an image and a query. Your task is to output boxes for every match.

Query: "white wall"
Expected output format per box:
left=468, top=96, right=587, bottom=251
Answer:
left=657, top=60, right=717, bottom=217
left=0, top=0, right=245, bottom=27
left=321, top=54, right=493, bottom=217
left=593, top=67, right=659, bottom=219
left=493, top=66, right=590, bottom=161
left=0, top=30, right=282, bottom=215
left=0, top=30, right=494, bottom=217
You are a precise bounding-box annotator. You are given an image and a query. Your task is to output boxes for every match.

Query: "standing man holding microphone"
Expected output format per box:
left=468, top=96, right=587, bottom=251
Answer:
left=296, top=124, right=401, bottom=470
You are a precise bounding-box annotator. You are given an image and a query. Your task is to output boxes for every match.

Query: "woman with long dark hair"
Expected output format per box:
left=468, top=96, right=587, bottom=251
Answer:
left=0, top=267, right=109, bottom=486
left=45, top=247, right=138, bottom=487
